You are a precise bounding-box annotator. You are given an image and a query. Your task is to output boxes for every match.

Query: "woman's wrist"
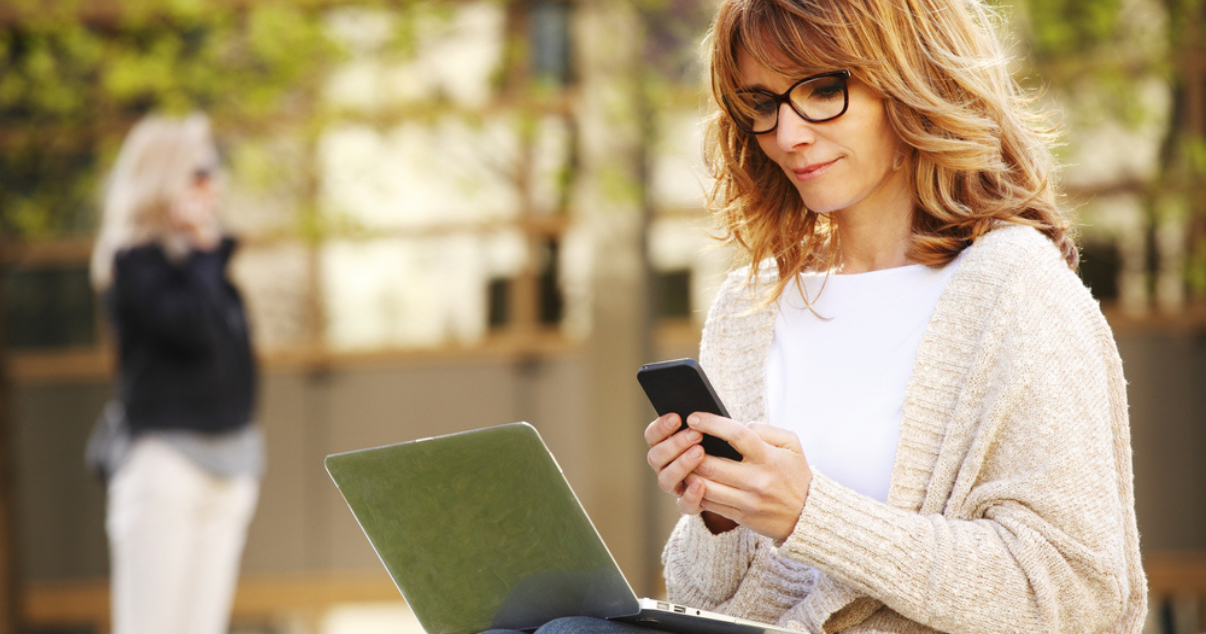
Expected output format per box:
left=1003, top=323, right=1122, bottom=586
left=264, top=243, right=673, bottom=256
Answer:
left=701, top=510, right=739, bottom=534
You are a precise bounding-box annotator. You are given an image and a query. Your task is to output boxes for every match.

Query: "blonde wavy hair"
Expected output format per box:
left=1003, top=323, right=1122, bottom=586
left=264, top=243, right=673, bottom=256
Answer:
left=704, top=0, right=1076, bottom=302
left=90, top=113, right=218, bottom=290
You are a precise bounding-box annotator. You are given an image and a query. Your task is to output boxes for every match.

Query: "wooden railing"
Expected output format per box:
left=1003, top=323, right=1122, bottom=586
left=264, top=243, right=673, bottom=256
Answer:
left=23, top=571, right=405, bottom=634
left=1146, top=552, right=1206, bottom=634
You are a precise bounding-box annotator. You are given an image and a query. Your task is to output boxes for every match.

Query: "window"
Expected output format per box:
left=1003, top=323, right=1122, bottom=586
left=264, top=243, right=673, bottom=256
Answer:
left=530, top=0, right=571, bottom=86
left=1079, top=239, right=1122, bottom=302
left=652, top=269, right=691, bottom=320
left=3, top=263, right=97, bottom=350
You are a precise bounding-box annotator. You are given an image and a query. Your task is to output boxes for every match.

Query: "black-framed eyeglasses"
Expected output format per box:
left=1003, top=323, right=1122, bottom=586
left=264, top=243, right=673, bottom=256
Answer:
left=725, top=70, right=851, bottom=135
left=193, top=162, right=219, bottom=185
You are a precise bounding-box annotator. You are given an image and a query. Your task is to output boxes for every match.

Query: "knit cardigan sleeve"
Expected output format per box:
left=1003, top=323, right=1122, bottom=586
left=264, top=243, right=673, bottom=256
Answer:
left=662, top=513, right=818, bottom=625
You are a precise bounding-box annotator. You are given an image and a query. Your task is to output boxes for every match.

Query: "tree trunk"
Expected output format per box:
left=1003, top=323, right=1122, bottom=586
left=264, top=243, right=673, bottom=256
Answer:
left=574, top=0, right=658, bottom=597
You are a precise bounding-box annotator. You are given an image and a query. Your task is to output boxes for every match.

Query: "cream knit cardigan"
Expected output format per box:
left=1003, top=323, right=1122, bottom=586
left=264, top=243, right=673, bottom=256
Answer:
left=661, top=226, right=1146, bottom=634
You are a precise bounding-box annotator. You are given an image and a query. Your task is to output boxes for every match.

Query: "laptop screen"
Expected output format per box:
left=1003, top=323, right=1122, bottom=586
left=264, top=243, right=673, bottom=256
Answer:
left=326, top=423, right=639, bottom=634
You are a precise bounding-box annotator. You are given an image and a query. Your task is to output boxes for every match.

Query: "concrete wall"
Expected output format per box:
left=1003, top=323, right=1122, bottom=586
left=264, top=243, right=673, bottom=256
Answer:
left=10, top=328, right=1205, bottom=593
left=1118, top=329, right=1206, bottom=552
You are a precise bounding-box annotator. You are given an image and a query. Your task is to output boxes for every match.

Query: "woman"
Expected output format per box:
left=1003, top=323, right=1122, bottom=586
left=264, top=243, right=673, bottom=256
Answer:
left=90, top=113, right=262, bottom=634
left=643, top=0, right=1146, bottom=633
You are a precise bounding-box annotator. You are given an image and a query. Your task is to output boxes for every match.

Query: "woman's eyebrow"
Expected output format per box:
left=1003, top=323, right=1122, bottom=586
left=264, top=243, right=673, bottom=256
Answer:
left=737, top=73, right=791, bottom=91
left=736, top=83, right=765, bottom=93
left=737, top=79, right=774, bottom=91
left=737, top=68, right=825, bottom=92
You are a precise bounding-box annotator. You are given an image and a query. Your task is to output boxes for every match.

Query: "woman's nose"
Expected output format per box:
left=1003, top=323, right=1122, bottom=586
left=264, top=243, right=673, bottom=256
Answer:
left=774, top=102, right=816, bottom=152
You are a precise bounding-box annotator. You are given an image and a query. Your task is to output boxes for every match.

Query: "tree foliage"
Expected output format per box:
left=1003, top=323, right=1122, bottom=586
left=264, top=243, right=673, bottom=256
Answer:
left=1005, top=0, right=1206, bottom=297
left=0, top=1, right=343, bottom=241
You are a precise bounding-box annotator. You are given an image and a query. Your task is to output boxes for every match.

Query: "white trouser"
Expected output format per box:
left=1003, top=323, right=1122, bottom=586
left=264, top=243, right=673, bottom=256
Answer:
left=106, top=437, right=259, bottom=634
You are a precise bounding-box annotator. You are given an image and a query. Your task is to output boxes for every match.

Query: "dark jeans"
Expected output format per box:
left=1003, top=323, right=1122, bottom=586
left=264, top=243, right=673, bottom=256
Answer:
left=482, top=616, right=659, bottom=634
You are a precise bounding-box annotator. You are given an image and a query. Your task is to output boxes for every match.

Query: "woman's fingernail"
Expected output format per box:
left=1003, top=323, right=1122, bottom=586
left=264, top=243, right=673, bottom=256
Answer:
left=665, top=415, right=678, bottom=429
left=689, top=446, right=704, bottom=459
left=687, top=415, right=700, bottom=427
left=687, top=430, right=702, bottom=443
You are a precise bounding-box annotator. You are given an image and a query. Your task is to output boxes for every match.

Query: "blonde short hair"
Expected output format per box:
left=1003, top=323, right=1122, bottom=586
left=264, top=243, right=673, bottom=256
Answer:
left=704, top=0, right=1076, bottom=301
left=90, top=113, right=217, bottom=290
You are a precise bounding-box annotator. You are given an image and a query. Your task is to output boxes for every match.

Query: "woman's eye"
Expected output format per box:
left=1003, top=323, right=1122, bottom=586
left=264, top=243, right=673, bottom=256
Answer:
left=751, top=96, right=778, bottom=114
left=808, top=80, right=844, bottom=100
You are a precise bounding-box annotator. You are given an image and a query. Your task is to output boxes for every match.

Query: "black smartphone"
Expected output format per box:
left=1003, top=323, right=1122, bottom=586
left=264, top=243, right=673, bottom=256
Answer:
left=637, top=358, right=743, bottom=461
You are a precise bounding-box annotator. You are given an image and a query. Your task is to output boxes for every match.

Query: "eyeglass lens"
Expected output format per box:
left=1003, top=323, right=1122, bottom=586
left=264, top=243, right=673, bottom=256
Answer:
left=732, top=72, right=848, bottom=134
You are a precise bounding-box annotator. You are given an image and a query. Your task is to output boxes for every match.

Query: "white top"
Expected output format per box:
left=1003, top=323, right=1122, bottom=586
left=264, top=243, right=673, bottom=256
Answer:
left=767, top=255, right=962, bottom=503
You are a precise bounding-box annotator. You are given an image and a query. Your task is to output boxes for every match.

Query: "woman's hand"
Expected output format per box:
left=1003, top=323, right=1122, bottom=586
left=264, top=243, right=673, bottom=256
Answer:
left=644, top=414, right=737, bottom=532
left=645, top=413, right=705, bottom=501
left=681, top=413, right=813, bottom=543
left=171, top=181, right=221, bottom=251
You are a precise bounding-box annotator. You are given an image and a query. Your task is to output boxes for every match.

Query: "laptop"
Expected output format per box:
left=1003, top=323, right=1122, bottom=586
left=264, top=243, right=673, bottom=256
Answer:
left=325, top=422, right=799, bottom=634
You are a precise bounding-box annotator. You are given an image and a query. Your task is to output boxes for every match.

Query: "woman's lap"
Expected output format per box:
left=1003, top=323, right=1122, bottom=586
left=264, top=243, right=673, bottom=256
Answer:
left=481, top=616, right=659, bottom=634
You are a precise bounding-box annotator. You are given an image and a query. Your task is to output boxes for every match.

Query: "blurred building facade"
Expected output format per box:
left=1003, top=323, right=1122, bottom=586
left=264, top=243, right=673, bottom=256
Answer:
left=4, top=1, right=728, bottom=625
left=3, top=0, right=1206, bottom=632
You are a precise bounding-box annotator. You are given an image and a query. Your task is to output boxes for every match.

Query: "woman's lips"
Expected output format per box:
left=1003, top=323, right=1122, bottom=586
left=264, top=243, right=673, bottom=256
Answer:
left=792, top=158, right=838, bottom=182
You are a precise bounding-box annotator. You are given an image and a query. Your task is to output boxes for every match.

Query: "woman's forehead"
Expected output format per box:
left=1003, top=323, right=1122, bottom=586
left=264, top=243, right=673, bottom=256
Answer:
left=736, top=45, right=830, bottom=84
left=730, top=9, right=856, bottom=74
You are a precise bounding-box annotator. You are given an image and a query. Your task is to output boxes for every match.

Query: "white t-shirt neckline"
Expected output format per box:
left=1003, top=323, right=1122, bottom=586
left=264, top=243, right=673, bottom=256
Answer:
left=766, top=253, right=964, bottom=503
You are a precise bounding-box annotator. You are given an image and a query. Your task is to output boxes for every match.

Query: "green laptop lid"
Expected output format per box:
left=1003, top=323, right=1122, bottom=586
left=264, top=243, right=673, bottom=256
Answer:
left=325, top=422, right=638, bottom=634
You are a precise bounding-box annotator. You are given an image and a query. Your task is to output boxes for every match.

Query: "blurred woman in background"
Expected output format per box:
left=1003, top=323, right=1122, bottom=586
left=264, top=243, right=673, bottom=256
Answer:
left=90, top=113, right=262, bottom=634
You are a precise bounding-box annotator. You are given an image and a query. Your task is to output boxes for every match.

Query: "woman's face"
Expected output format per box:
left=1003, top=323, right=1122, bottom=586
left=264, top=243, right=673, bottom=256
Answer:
left=736, top=50, right=912, bottom=222
left=168, top=144, right=222, bottom=240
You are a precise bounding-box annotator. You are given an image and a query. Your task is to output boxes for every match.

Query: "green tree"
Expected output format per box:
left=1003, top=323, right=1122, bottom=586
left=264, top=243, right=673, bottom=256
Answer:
left=1007, top=0, right=1206, bottom=303
left=0, top=1, right=342, bottom=241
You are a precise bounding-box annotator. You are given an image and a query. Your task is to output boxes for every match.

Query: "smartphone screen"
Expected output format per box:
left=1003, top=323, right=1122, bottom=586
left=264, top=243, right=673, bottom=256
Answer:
left=637, top=358, right=743, bottom=461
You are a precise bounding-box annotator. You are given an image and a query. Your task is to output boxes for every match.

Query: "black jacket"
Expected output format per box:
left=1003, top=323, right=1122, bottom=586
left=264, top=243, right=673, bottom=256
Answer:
left=107, top=238, right=257, bottom=434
